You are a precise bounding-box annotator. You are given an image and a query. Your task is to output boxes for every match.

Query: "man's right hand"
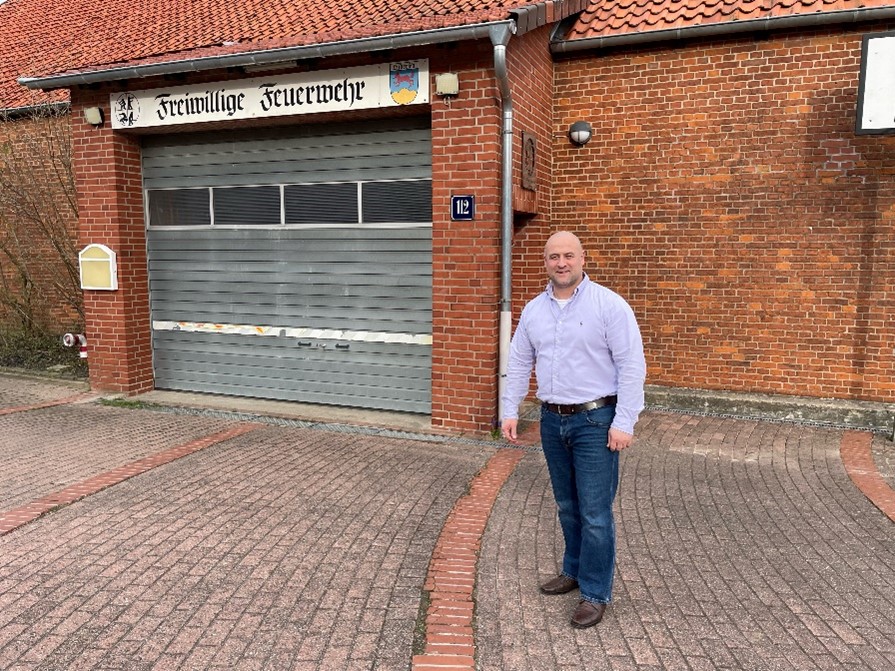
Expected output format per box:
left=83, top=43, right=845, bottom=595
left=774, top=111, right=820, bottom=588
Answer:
left=501, top=419, right=519, bottom=444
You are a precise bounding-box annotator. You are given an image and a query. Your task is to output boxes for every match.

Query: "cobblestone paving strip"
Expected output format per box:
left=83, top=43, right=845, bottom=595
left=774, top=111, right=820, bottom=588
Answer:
left=412, top=448, right=525, bottom=671
left=841, top=430, right=895, bottom=522
left=0, top=423, right=262, bottom=535
left=0, top=391, right=97, bottom=416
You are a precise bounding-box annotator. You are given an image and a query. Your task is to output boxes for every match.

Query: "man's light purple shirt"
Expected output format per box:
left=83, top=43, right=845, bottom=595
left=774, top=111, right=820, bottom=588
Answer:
left=501, top=275, right=646, bottom=435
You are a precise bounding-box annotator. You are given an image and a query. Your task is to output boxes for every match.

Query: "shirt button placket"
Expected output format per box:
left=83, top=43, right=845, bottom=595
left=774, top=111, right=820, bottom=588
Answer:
left=552, top=317, right=563, bottom=393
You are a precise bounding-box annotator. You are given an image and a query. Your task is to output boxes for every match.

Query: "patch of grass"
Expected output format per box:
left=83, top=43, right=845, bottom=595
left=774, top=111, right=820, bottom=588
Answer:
left=99, top=398, right=158, bottom=410
left=412, top=588, right=432, bottom=656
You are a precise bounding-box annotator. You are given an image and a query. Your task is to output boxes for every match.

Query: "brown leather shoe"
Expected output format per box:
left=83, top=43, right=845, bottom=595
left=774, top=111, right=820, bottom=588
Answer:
left=570, top=600, right=606, bottom=628
left=539, top=574, right=579, bottom=595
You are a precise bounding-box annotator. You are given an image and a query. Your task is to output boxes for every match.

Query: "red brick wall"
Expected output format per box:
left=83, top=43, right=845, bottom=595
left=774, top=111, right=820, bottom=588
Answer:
left=503, top=27, right=562, bottom=414
left=429, top=29, right=557, bottom=431
left=71, top=93, right=153, bottom=393
left=551, top=24, right=895, bottom=403
left=0, top=113, right=81, bottom=330
left=508, top=25, right=556, bottom=220
left=429, top=44, right=502, bottom=431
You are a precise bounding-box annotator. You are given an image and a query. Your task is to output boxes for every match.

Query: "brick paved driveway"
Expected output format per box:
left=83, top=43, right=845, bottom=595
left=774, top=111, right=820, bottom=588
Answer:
left=0, top=380, right=493, bottom=670
left=478, top=414, right=895, bottom=671
left=0, top=374, right=892, bottom=670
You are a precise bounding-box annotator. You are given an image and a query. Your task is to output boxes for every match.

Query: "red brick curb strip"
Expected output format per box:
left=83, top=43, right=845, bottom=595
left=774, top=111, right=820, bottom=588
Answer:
left=0, top=392, right=98, bottom=416
left=412, top=447, right=525, bottom=671
left=0, top=422, right=262, bottom=535
left=840, top=430, right=895, bottom=523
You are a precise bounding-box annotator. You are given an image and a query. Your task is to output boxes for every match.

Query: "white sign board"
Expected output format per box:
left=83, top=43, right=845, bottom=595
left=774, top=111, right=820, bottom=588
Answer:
left=79, top=243, right=118, bottom=291
left=110, top=60, right=428, bottom=129
left=856, top=32, right=895, bottom=134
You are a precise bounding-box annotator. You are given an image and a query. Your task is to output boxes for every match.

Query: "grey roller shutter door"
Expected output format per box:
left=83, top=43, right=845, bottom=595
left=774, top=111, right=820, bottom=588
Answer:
left=142, top=118, right=432, bottom=413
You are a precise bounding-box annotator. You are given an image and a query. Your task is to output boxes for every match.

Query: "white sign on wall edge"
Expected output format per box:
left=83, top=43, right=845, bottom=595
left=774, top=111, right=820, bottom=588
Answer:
left=109, top=60, right=429, bottom=130
left=856, top=31, right=895, bottom=135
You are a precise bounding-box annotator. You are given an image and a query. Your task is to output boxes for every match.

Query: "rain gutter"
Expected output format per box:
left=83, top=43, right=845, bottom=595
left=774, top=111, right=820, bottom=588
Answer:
left=552, top=7, right=895, bottom=54
left=0, top=100, right=68, bottom=117
left=19, top=20, right=518, bottom=90
left=490, top=21, right=515, bottom=422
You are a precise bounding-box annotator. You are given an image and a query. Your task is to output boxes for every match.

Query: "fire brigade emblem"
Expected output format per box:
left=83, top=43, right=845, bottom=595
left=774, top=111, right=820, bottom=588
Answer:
left=113, top=93, right=141, bottom=127
left=389, top=63, right=420, bottom=105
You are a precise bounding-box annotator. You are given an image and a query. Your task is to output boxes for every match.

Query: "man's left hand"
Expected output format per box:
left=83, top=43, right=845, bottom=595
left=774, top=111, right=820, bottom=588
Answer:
left=608, top=427, right=634, bottom=451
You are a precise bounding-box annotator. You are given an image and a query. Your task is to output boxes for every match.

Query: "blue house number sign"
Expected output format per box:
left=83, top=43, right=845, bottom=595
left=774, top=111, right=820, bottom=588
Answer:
left=451, top=195, right=475, bottom=221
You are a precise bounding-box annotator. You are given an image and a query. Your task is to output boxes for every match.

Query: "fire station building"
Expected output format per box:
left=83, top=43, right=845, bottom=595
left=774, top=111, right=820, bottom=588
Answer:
left=12, top=0, right=895, bottom=433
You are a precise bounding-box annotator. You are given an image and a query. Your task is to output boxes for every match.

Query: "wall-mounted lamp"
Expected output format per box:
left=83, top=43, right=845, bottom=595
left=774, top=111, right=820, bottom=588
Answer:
left=83, top=106, right=104, bottom=127
left=568, top=121, right=592, bottom=146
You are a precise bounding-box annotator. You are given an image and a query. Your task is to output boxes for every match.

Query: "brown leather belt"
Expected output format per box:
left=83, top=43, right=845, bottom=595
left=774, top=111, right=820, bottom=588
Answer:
left=542, top=396, right=617, bottom=416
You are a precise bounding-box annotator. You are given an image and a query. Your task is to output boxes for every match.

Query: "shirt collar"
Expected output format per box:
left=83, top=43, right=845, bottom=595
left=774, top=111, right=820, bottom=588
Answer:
left=546, top=273, right=591, bottom=298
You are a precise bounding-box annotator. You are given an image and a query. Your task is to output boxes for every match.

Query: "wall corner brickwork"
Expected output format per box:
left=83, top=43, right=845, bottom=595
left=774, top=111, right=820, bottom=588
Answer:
left=71, top=92, right=153, bottom=394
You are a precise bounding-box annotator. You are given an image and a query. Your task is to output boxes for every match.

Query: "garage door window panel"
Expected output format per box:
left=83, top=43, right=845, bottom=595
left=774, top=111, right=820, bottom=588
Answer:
left=213, top=186, right=281, bottom=226
left=362, top=180, right=431, bottom=224
left=147, top=189, right=211, bottom=227
left=284, top=182, right=357, bottom=224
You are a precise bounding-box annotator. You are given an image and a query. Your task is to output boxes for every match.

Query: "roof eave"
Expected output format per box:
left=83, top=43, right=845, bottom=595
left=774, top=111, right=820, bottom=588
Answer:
left=511, top=0, right=589, bottom=33
left=0, top=100, right=69, bottom=117
left=19, top=20, right=518, bottom=91
left=551, top=7, right=895, bottom=54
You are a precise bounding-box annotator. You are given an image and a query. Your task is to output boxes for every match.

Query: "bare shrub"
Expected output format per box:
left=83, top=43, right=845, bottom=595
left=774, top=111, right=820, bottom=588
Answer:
left=0, top=103, right=83, bottom=334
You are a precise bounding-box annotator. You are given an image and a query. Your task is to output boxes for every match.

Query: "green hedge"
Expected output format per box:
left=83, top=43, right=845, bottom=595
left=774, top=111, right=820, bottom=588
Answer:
left=0, top=329, right=88, bottom=379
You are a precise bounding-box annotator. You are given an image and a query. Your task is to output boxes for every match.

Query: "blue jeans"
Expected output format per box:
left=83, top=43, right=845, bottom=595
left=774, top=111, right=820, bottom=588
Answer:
left=540, top=404, right=619, bottom=604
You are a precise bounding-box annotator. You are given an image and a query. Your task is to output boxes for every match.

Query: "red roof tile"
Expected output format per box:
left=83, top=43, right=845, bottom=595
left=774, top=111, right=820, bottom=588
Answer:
left=0, top=0, right=533, bottom=109
left=1, top=0, right=892, bottom=110
left=568, top=0, right=895, bottom=41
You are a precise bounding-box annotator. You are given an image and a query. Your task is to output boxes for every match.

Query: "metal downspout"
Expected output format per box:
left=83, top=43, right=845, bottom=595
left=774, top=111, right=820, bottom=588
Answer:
left=491, top=22, right=515, bottom=422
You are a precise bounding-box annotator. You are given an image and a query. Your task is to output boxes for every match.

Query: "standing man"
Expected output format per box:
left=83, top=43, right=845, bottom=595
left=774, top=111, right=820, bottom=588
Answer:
left=501, top=231, right=646, bottom=629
